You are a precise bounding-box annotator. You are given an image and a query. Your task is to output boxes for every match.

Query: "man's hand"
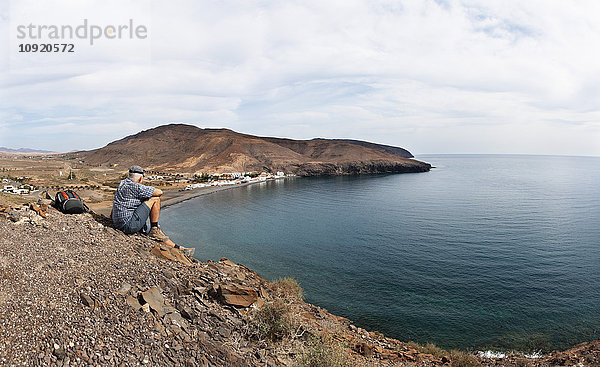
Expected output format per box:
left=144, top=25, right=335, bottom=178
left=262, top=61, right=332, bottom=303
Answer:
left=152, top=188, right=163, bottom=197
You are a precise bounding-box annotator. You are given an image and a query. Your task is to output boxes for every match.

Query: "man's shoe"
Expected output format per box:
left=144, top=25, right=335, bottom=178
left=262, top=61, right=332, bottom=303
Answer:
left=175, top=245, right=195, bottom=257
left=148, top=226, right=170, bottom=242
left=181, top=247, right=195, bottom=257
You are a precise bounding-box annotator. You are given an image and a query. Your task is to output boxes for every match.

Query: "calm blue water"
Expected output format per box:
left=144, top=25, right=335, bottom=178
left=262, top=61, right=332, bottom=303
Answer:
left=162, top=155, right=600, bottom=351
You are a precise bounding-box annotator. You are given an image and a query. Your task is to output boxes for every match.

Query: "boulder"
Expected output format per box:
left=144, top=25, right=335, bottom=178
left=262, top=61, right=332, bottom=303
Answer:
left=116, top=282, right=132, bottom=295
left=141, top=287, right=168, bottom=316
left=29, top=203, right=48, bottom=218
left=8, top=209, right=43, bottom=225
left=126, top=295, right=142, bottom=310
left=164, top=311, right=189, bottom=331
left=215, top=284, right=258, bottom=307
left=151, top=244, right=192, bottom=266
left=354, top=342, right=374, bottom=357
left=220, top=257, right=237, bottom=267
left=38, top=198, right=53, bottom=206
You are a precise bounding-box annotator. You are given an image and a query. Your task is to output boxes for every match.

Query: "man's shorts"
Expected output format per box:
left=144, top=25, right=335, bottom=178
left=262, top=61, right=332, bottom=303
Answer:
left=122, top=203, right=150, bottom=235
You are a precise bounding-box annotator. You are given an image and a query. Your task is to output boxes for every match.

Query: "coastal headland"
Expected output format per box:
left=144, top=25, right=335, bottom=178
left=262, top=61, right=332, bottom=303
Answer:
left=0, top=123, right=431, bottom=215
left=68, top=124, right=432, bottom=176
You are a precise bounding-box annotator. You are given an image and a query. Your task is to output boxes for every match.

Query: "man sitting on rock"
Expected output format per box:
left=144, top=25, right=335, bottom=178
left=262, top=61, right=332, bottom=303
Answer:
left=111, top=165, right=194, bottom=255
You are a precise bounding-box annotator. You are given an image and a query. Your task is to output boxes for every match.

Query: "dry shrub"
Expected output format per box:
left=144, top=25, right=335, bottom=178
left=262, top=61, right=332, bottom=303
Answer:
left=408, top=342, right=480, bottom=367
left=272, top=277, right=303, bottom=303
left=408, top=341, right=447, bottom=359
left=448, top=349, right=480, bottom=367
left=296, top=334, right=352, bottom=367
left=250, top=300, right=296, bottom=341
left=249, top=278, right=305, bottom=342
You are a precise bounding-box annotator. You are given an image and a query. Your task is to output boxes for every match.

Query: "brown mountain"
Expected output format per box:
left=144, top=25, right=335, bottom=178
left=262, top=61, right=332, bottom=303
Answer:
left=73, top=124, right=430, bottom=175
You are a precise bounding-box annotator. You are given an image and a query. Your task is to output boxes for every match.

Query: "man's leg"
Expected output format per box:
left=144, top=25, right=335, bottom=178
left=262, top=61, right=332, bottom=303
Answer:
left=144, top=196, right=161, bottom=223
left=143, top=197, right=178, bottom=248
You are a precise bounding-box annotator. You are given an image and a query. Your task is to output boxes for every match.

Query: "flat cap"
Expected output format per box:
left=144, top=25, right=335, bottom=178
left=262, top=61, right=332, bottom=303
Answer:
left=128, top=165, right=145, bottom=175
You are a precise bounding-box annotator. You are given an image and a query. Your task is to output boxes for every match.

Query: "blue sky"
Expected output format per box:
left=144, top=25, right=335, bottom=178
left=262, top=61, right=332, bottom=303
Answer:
left=1, top=0, right=599, bottom=156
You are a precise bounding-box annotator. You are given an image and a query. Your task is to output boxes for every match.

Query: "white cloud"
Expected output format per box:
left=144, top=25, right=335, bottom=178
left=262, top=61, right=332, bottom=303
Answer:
left=0, top=0, right=599, bottom=155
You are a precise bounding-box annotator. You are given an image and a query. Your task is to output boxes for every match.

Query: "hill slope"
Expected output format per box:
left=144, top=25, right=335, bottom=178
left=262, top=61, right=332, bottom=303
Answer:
left=73, top=124, right=430, bottom=175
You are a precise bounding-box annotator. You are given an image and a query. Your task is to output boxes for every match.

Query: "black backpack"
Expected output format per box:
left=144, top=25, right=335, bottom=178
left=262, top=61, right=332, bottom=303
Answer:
left=54, top=190, right=87, bottom=214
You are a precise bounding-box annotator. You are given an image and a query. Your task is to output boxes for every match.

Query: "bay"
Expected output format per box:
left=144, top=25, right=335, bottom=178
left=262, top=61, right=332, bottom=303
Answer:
left=162, top=155, right=600, bottom=351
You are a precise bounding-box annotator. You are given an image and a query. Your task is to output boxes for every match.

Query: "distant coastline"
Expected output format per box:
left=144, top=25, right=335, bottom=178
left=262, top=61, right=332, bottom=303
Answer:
left=161, top=178, right=291, bottom=209
left=89, top=177, right=290, bottom=216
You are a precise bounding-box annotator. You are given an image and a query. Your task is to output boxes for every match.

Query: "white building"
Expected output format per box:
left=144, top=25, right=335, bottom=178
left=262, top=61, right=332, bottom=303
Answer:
left=2, top=185, right=30, bottom=195
left=146, top=175, right=164, bottom=180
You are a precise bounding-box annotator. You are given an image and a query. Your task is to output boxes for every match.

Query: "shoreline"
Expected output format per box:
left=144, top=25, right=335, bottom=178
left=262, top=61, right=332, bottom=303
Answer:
left=161, top=179, right=277, bottom=209
left=89, top=178, right=289, bottom=216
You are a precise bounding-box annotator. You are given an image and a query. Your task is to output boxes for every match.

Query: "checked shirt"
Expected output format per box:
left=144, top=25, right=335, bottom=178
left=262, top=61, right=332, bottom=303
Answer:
left=112, top=178, right=155, bottom=229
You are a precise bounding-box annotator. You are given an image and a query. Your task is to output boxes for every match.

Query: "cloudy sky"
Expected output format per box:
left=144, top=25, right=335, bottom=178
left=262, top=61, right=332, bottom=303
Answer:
left=1, top=0, right=599, bottom=156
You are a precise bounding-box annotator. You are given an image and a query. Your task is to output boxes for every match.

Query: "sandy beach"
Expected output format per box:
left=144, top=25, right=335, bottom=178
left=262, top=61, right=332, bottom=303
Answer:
left=161, top=180, right=270, bottom=208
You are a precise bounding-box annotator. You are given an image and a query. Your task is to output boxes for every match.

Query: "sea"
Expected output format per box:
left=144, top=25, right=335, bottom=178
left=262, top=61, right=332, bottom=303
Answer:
left=161, top=155, right=600, bottom=352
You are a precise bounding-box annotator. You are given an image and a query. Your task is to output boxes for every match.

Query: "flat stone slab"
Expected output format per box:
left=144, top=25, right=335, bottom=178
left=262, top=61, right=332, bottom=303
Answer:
left=141, top=287, right=167, bottom=316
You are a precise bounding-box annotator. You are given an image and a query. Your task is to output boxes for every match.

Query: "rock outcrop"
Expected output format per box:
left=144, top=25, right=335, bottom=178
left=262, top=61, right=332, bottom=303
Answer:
left=287, top=160, right=431, bottom=176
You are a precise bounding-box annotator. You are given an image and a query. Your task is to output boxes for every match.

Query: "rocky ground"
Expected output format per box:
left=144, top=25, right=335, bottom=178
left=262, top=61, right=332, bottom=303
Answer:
left=0, top=202, right=599, bottom=366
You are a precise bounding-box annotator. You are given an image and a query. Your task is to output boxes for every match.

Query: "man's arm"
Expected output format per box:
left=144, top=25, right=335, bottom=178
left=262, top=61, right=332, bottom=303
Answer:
left=152, top=188, right=163, bottom=197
